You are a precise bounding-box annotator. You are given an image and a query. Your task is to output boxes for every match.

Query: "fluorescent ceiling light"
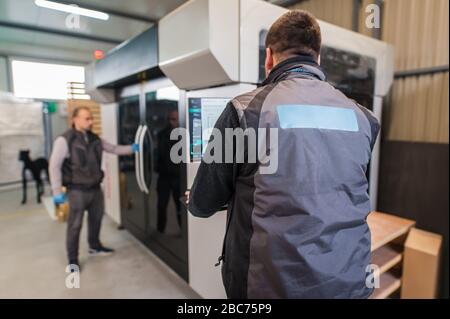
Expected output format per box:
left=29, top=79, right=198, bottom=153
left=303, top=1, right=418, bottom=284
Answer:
left=34, top=0, right=109, bottom=21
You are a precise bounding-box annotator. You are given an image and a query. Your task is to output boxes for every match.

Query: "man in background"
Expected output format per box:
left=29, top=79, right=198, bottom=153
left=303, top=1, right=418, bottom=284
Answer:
left=49, top=106, right=139, bottom=271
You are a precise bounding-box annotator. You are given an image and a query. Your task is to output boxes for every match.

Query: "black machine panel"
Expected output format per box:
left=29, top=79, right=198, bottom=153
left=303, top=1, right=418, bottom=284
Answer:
left=320, top=46, right=376, bottom=111
left=118, top=95, right=147, bottom=237
left=144, top=89, right=188, bottom=272
left=94, top=26, right=162, bottom=89
left=118, top=84, right=188, bottom=280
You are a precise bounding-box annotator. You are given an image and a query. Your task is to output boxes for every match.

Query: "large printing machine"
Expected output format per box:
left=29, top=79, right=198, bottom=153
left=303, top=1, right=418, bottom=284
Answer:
left=87, top=0, right=394, bottom=298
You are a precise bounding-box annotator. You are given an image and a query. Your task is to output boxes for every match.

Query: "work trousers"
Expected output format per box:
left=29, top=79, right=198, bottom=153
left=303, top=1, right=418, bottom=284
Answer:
left=66, top=188, right=104, bottom=261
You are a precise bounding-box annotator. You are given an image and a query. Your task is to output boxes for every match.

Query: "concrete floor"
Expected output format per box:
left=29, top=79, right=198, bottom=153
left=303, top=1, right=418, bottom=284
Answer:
left=0, top=186, right=200, bottom=299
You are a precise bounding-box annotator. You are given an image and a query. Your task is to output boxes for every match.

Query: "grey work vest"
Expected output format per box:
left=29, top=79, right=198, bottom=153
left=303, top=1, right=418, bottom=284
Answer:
left=220, top=57, right=380, bottom=298
left=62, top=129, right=103, bottom=190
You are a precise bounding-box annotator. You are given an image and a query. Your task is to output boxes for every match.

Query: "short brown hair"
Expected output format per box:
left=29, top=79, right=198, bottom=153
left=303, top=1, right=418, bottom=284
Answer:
left=265, top=10, right=322, bottom=61
left=72, top=106, right=91, bottom=119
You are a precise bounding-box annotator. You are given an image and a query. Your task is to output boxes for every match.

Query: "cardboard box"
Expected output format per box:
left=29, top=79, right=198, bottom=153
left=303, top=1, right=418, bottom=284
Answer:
left=401, top=228, right=442, bottom=299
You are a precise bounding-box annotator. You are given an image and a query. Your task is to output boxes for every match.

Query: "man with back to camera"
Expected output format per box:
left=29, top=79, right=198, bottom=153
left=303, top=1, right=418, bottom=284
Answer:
left=49, top=106, right=139, bottom=271
left=187, top=10, right=380, bottom=298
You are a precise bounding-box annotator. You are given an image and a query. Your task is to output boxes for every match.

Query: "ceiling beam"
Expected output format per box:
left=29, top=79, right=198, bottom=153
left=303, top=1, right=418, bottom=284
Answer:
left=0, top=20, right=123, bottom=44
left=49, top=0, right=155, bottom=23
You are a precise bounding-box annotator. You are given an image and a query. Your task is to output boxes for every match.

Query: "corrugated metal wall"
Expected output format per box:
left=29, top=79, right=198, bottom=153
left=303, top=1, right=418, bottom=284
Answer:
left=381, top=0, right=448, bottom=71
left=382, top=0, right=449, bottom=143
left=290, top=0, right=449, bottom=143
left=388, top=72, right=449, bottom=143
left=291, top=0, right=354, bottom=29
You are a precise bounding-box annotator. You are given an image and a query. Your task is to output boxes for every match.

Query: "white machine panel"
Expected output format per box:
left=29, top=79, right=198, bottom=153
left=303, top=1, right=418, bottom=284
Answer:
left=240, top=0, right=286, bottom=84
left=101, top=103, right=121, bottom=225
left=159, top=0, right=239, bottom=90
left=369, top=96, right=383, bottom=211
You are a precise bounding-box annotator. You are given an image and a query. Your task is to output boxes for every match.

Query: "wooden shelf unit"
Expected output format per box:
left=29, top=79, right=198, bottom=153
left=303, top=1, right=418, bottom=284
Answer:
left=368, top=212, right=416, bottom=299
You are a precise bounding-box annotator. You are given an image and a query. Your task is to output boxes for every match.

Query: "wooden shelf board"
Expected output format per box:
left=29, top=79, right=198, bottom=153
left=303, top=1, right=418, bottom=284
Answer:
left=368, top=212, right=416, bottom=251
left=370, top=271, right=402, bottom=299
left=371, top=244, right=403, bottom=275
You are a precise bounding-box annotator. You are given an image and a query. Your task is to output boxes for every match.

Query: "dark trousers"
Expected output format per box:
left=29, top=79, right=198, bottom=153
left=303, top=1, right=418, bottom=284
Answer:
left=156, top=175, right=181, bottom=232
left=66, top=188, right=104, bottom=261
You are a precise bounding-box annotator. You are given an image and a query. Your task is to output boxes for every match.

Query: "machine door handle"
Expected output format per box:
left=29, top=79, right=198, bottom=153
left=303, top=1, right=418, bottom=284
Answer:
left=134, top=125, right=144, bottom=192
left=139, top=125, right=150, bottom=194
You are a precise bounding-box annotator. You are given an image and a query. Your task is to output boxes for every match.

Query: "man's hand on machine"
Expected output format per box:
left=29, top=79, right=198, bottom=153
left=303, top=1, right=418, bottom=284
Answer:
left=184, top=190, right=190, bottom=205
left=131, top=143, right=139, bottom=153
left=53, top=193, right=66, bottom=205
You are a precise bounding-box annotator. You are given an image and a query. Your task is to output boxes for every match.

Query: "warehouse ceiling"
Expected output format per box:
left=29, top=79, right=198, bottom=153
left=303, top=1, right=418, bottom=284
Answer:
left=0, top=0, right=297, bottom=63
left=0, top=0, right=187, bottom=63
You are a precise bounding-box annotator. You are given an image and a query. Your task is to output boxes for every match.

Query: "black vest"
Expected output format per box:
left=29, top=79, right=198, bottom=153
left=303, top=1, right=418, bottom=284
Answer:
left=62, top=129, right=103, bottom=190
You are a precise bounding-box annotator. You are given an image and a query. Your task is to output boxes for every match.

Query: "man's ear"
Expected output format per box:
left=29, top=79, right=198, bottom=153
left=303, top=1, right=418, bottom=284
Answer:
left=265, top=47, right=274, bottom=77
left=317, top=54, right=321, bottom=65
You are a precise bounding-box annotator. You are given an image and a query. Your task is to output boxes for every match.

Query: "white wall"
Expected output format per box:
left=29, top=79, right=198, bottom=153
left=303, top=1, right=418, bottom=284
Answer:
left=101, top=103, right=121, bottom=225
left=0, top=93, right=44, bottom=185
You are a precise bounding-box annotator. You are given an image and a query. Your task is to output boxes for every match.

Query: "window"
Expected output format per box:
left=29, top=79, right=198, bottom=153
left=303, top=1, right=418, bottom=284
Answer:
left=11, top=59, right=86, bottom=100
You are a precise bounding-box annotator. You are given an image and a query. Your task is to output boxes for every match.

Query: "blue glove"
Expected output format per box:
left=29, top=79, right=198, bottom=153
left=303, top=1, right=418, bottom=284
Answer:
left=132, top=143, right=139, bottom=153
left=53, top=193, right=66, bottom=205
